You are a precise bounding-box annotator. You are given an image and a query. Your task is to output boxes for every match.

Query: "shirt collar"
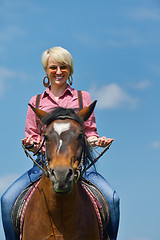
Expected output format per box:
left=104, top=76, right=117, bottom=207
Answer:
left=42, top=84, right=74, bottom=99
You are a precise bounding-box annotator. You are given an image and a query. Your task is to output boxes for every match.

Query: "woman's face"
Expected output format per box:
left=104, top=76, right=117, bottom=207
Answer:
left=46, top=57, right=70, bottom=87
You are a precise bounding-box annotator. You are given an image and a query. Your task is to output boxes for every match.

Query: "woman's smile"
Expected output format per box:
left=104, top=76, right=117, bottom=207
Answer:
left=54, top=76, right=65, bottom=80
left=46, top=57, right=70, bottom=87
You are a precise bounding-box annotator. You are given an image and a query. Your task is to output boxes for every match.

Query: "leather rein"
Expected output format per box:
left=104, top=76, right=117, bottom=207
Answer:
left=22, top=136, right=112, bottom=181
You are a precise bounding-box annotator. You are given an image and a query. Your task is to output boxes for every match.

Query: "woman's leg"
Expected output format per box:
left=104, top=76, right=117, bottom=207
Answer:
left=1, top=164, right=42, bottom=240
left=85, top=167, right=120, bottom=239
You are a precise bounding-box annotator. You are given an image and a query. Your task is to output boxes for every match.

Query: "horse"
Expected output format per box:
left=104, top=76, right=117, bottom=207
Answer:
left=20, top=101, right=109, bottom=240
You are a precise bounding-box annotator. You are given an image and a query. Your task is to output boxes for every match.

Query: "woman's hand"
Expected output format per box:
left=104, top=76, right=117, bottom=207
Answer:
left=96, top=137, right=114, bottom=147
left=22, top=136, right=39, bottom=153
left=88, top=136, right=114, bottom=148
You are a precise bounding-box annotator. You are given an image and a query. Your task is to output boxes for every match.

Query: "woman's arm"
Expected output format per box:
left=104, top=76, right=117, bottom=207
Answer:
left=82, top=91, right=114, bottom=147
left=22, top=96, right=43, bottom=152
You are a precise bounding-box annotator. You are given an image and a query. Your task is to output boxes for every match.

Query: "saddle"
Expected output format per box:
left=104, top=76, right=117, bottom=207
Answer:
left=81, top=178, right=110, bottom=240
left=12, top=179, right=41, bottom=239
left=12, top=177, right=110, bottom=240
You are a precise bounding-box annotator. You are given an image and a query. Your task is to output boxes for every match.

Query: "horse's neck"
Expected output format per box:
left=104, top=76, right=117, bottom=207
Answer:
left=35, top=176, right=100, bottom=239
left=40, top=175, right=80, bottom=218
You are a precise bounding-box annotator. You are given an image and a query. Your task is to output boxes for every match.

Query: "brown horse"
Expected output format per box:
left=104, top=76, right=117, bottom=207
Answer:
left=22, top=101, right=108, bottom=240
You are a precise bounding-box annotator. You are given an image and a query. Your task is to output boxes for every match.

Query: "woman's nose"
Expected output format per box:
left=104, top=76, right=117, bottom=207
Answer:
left=56, top=66, right=62, bottom=74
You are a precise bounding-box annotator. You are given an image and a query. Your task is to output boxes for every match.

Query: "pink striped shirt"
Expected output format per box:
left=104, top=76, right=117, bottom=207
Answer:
left=25, top=84, right=99, bottom=143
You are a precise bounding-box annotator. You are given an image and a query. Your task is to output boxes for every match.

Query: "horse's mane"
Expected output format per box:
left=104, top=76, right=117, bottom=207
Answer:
left=42, top=107, right=97, bottom=173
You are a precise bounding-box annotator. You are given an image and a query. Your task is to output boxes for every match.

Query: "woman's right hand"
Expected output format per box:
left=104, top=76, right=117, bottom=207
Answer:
left=22, top=136, right=39, bottom=153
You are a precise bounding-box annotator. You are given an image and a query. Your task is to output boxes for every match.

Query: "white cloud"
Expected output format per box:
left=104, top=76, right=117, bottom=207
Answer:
left=74, top=7, right=160, bottom=49
left=74, top=29, right=146, bottom=49
left=0, top=67, right=15, bottom=97
left=150, top=141, right=160, bottom=149
left=0, top=174, right=19, bottom=197
left=0, top=67, right=33, bottom=98
left=1, top=0, right=43, bottom=20
left=0, top=26, right=26, bottom=42
left=148, top=63, right=160, bottom=76
left=129, top=80, right=152, bottom=90
left=0, top=67, right=16, bottom=78
left=135, top=80, right=152, bottom=90
left=90, top=84, right=138, bottom=109
left=127, top=7, right=160, bottom=21
left=73, top=32, right=99, bottom=48
left=104, top=28, right=146, bottom=47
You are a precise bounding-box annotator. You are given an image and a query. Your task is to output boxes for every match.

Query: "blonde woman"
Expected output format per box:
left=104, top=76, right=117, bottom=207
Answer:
left=1, top=47, right=119, bottom=240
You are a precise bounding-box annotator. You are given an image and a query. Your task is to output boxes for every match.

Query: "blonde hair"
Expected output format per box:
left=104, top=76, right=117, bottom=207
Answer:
left=41, top=46, right=74, bottom=76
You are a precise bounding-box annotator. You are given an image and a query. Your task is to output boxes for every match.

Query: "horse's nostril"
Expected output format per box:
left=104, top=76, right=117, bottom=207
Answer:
left=51, top=167, right=74, bottom=184
left=67, top=169, right=73, bottom=179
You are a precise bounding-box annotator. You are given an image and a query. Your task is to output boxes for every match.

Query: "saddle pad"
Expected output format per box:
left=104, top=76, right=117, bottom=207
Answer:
left=81, top=178, right=110, bottom=240
left=12, top=179, right=41, bottom=239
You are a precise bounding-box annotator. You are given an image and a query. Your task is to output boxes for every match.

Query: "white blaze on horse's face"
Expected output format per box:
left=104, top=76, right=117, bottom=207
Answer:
left=57, top=139, right=63, bottom=153
left=53, top=122, right=71, bottom=135
left=53, top=122, right=71, bottom=153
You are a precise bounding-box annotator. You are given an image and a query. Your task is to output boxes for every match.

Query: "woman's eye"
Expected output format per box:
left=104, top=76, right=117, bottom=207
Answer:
left=50, top=66, right=57, bottom=70
left=60, top=65, right=67, bottom=70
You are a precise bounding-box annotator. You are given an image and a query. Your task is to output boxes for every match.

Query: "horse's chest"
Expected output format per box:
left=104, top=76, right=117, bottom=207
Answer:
left=23, top=182, right=100, bottom=240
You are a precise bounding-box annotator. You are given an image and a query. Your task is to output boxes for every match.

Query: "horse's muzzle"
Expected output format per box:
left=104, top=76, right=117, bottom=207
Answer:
left=50, top=166, right=74, bottom=194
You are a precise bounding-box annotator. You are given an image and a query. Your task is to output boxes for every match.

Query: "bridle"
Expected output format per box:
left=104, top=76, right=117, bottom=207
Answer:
left=22, top=115, right=87, bottom=182
left=22, top=115, right=112, bottom=182
left=22, top=137, right=86, bottom=182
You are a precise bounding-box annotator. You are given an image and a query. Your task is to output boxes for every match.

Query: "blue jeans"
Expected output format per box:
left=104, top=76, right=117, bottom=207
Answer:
left=85, top=169, right=120, bottom=239
left=1, top=157, right=119, bottom=240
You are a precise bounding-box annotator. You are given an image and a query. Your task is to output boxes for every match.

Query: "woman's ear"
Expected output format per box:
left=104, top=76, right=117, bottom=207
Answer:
left=45, top=68, right=48, bottom=75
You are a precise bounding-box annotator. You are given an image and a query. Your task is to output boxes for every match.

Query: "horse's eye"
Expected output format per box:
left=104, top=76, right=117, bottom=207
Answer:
left=44, top=135, right=50, bottom=142
left=76, top=133, right=83, bottom=141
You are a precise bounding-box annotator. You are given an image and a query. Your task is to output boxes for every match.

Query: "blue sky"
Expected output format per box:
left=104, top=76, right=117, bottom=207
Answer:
left=0, top=0, right=160, bottom=239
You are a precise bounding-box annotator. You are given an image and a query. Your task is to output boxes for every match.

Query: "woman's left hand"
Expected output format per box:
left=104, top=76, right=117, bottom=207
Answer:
left=95, top=137, right=114, bottom=148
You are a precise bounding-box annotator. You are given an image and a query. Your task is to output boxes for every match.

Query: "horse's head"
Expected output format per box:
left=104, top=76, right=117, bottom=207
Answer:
left=29, top=101, right=97, bottom=194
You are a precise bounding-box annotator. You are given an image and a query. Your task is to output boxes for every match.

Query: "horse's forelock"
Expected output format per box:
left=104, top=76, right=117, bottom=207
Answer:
left=41, top=107, right=84, bottom=127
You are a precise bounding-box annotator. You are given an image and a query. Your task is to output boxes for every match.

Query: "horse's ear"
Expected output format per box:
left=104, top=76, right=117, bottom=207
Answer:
left=77, top=100, right=97, bottom=121
left=28, top=103, right=49, bottom=120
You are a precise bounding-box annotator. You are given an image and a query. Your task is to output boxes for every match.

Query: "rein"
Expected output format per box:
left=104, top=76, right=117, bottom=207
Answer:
left=81, top=141, right=112, bottom=176
left=22, top=138, right=112, bottom=181
left=21, top=143, right=49, bottom=178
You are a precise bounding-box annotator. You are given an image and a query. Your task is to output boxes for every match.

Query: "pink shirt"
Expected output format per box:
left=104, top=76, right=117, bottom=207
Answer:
left=25, top=84, right=99, bottom=143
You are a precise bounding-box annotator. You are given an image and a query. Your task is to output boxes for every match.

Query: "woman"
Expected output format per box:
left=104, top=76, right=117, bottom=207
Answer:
left=1, top=46, right=119, bottom=240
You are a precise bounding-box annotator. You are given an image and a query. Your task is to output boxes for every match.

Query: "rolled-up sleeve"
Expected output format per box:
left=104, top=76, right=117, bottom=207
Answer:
left=25, top=96, right=42, bottom=143
left=82, top=91, right=99, bottom=138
